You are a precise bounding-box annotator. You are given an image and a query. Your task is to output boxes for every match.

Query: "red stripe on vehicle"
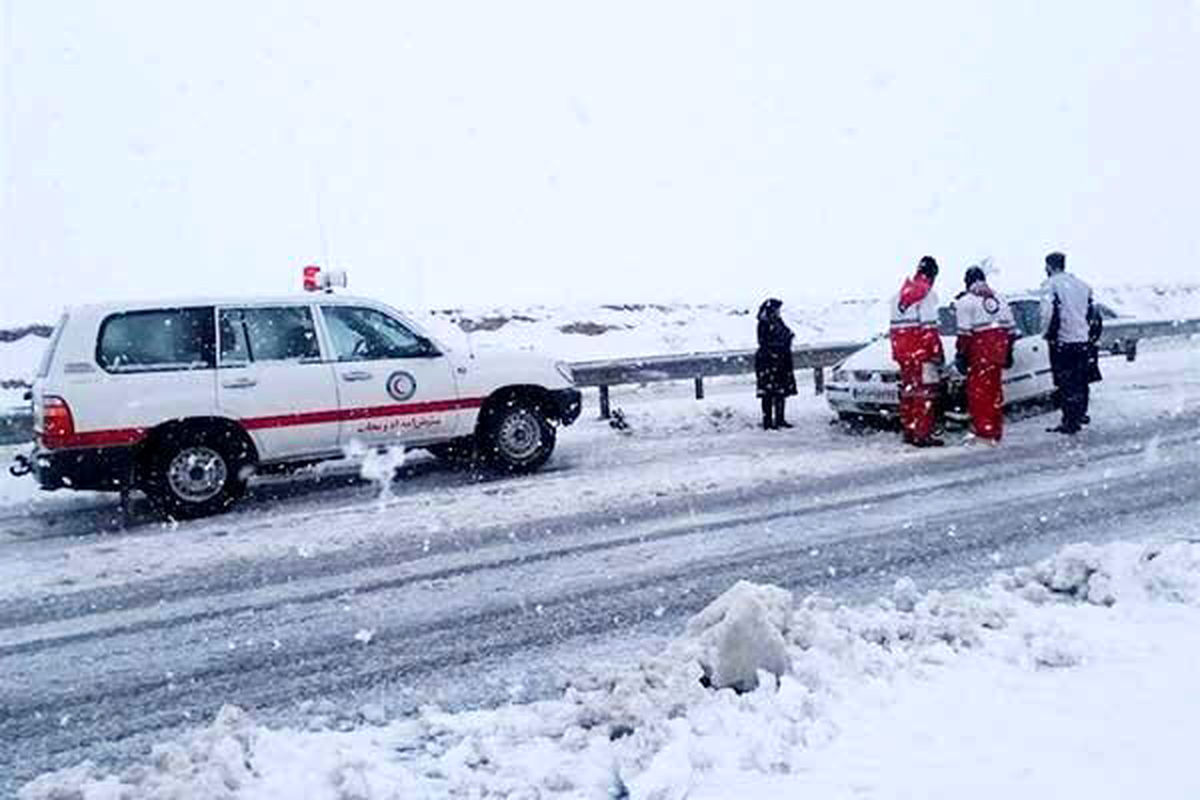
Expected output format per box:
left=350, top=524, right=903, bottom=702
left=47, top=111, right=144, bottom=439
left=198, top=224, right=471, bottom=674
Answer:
left=44, top=398, right=485, bottom=449
left=240, top=397, right=485, bottom=430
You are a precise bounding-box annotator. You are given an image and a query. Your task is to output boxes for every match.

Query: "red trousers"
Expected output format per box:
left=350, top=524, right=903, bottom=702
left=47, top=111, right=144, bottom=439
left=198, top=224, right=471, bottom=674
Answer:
left=963, top=328, right=1010, bottom=441
left=967, top=360, right=1004, bottom=440
left=898, top=360, right=938, bottom=442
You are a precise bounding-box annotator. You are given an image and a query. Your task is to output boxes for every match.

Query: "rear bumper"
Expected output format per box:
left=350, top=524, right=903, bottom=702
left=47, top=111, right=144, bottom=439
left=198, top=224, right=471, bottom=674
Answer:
left=24, top=444, right=134, bottom=492
left=549, top=388, right=583, bottom=426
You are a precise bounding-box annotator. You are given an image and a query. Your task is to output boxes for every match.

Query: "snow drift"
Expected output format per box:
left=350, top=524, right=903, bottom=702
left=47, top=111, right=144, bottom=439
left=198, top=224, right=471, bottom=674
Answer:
left=21, top=537, right=1200, bottom=799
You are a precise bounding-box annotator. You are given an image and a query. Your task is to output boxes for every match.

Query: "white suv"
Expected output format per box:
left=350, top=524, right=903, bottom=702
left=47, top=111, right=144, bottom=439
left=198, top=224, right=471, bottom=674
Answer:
left=16, top=294, right=581, bottom=518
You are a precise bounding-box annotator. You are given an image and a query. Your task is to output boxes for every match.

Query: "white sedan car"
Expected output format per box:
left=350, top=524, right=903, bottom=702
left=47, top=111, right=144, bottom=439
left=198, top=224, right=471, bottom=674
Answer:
left=825, top=296, right=1116, bottom=424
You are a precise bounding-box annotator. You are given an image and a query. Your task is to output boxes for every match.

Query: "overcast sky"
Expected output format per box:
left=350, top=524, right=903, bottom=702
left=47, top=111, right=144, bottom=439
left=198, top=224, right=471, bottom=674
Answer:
left=2, top=1, right=1198, bottom=322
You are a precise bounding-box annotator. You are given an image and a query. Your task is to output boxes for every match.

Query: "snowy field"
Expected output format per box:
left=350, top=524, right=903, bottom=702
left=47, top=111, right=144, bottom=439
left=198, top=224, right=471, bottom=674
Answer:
left=19, top=541, right=1200, bottom=800
left=1, top=335, right=1196, bottom=797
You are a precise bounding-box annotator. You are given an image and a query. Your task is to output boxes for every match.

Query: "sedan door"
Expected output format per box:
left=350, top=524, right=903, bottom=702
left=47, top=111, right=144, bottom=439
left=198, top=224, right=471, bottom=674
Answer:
left=1003, top=301, right=1055, bottom=405
left=318, top=304, right=463, bottom=449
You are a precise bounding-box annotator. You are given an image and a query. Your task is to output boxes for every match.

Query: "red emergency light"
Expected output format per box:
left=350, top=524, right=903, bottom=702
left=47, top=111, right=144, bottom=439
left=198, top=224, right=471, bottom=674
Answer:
left=302, top=265, right=348, bottom=293
left=303, top=265, right=323, bottom=292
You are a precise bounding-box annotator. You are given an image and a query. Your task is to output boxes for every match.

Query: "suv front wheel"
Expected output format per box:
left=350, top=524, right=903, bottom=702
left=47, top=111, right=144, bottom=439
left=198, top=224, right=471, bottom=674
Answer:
left=480, top=400, right=556, bottom=473
left=142, top=427, right=251, bottom=519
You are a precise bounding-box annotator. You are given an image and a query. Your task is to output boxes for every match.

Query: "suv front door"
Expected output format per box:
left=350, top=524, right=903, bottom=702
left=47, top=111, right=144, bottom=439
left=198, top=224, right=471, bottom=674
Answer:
left=216, top=305, right=341, bottom=461
left=318, top=304, right=462, bottom=449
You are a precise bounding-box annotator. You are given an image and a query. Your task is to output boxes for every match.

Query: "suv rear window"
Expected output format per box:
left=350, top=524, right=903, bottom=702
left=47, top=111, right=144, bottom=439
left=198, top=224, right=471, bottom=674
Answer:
left=96, top=307, right=215, bottom=373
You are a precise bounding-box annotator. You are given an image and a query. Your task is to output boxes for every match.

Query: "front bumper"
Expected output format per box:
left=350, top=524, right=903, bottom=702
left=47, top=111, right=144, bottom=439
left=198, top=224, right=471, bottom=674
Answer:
left=827, top=381, right=963, bottom=419
left=825, top=384, right=899, bottom=417
left=549, top=388, right=583, bottom=426
left=21, top=444, right=134, bottom=492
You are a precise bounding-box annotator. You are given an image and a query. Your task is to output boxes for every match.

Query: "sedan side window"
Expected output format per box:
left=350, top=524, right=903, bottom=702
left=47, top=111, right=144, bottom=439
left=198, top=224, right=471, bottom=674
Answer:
left=1010, top=300, right=1042, bottom=339
left=218, top=307, right=321, bottom=365
left=321, top=306, right=433, bottom=361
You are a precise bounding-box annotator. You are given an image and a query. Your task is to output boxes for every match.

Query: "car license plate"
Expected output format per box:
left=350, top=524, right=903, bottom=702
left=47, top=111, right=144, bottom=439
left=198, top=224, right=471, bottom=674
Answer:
left=852, top=386, right=899, bottom=403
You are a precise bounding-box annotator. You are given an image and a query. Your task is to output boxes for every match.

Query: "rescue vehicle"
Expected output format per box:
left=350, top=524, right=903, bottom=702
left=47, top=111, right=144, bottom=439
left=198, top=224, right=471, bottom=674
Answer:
left=12, top=269, right=582, bottom=518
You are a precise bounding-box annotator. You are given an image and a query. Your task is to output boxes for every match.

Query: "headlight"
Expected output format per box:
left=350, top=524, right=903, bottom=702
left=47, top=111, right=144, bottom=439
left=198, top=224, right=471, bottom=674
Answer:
left=832, top=370, right=848, bottom=383
left=555, top=361, right=576, bottom=385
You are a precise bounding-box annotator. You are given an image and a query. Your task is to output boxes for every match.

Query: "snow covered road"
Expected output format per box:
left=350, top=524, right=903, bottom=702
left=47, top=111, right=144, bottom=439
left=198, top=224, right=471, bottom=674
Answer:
left=1, top=341, right=1197, bottom=795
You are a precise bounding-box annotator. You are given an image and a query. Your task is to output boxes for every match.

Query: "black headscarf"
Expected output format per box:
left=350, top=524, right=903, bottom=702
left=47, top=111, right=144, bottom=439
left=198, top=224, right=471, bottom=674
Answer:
left=757, top=298, right=792, bottom=351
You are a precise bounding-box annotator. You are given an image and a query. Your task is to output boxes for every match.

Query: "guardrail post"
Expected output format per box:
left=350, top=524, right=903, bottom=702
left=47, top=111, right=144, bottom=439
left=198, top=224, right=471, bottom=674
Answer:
left=813, top=367, right=825, bottom=395
left=599, top=385, right=611, bottom=419
left=694, top=377, right=704, bottom=400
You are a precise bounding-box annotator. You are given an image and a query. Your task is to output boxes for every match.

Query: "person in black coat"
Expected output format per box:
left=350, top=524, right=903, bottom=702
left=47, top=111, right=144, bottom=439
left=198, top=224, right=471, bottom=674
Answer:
left=755, top=298, right=798, bottom=429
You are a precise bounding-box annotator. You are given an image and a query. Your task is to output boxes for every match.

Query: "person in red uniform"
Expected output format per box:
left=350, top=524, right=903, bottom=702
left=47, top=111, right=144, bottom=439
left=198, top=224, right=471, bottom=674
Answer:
left=889, top=256, right=945, bottom=447
left=953, top=266, right=1016, bottom=442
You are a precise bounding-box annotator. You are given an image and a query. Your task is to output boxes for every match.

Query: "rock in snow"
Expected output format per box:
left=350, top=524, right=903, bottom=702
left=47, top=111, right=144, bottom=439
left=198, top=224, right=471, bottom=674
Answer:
left=679, top=580, right=793, bottom=692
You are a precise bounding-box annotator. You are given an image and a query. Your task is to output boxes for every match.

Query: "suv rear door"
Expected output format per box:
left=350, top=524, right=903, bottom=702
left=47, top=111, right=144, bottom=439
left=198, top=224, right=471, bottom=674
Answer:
left=317, top=304, right=463, bottom=449
left=216, top=304, right=340, bottom=461
left=85, top=307, right=218, bottom=446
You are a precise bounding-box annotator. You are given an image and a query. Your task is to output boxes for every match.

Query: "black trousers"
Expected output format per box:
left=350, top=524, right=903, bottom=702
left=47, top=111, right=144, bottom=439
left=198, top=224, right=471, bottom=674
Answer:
left=1051, top=342, right=1090, bottom=431
left=760, top=394, right=787, bottom=428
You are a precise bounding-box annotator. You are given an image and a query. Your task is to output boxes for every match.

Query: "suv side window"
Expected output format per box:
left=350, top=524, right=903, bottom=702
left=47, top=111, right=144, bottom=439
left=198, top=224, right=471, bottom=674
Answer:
left=321, top=306, right=434, bottom=361
left=97, top=307, right=215, bottom=373
left=218, top=306, right=321, bottom=365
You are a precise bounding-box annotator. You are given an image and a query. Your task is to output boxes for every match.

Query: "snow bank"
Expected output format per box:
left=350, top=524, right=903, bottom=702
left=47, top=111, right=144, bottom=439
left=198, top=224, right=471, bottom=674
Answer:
left=23, top=537, right=1200, bottom=799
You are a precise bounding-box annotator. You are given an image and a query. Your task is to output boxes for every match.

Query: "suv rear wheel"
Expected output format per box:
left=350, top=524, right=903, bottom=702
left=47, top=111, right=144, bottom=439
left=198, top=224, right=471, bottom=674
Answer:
left=479, top=400, right=556, bottom=473
left=142, top=427, right=251, bottom=519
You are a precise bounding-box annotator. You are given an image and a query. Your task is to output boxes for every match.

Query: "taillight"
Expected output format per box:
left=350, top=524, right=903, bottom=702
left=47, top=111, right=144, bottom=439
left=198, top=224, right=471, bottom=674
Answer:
left=40, top=396, right=76, bottom=449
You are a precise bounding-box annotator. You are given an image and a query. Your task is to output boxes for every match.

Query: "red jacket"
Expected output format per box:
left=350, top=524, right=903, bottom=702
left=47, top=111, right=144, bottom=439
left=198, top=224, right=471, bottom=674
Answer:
left=890, top=275, right=944, bottom=364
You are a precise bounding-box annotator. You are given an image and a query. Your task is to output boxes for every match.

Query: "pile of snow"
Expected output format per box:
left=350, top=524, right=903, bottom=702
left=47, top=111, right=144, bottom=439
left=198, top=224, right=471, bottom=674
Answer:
left=23, top=538, right=1200, bottom=799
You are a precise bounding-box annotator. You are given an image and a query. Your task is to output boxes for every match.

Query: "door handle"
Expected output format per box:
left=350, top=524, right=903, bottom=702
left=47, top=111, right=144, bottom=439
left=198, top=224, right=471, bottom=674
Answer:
left=341, top=370, right=374, bottom=382
left=222, top=377, right=258, bottom=389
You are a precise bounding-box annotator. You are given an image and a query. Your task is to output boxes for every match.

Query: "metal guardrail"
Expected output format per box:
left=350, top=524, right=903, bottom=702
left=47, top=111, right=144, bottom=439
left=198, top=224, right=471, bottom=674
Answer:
left=1098, top=318, right=1200, bottom=351
left=0, top=409, right=32, bottom=447
left=571, top=342, right=866, bottom=418
left=1, top=318, right=1196, bottom=442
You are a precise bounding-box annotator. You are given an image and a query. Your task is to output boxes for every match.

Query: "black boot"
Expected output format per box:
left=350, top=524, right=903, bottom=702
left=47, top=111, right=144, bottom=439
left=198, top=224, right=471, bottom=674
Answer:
left=761, top=397, right=776, bottom=430
left=774, top=397, right=793, bottom=428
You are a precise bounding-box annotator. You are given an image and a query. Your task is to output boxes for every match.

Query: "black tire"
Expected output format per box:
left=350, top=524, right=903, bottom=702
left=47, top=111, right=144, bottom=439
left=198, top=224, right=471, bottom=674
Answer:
left=479, top=399, right=557, bottom=474
left=141, top=426, right=252, bottom=519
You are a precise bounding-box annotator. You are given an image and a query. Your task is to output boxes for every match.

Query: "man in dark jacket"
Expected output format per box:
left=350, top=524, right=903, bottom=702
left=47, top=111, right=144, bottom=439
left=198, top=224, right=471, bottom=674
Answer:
left=755, top=298, right=797, bottom=429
